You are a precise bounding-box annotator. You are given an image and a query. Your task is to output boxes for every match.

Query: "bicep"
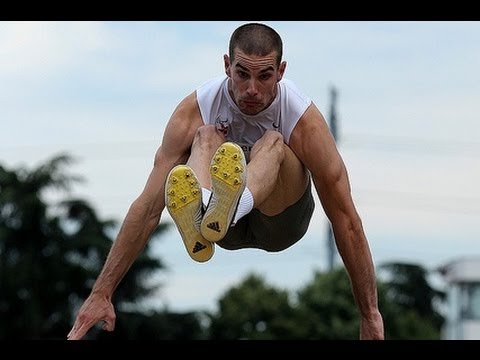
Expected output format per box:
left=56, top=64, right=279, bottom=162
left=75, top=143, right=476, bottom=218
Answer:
left=137, top=92, right=202, bottom=211
left=161, top=91, right=203, bottom=163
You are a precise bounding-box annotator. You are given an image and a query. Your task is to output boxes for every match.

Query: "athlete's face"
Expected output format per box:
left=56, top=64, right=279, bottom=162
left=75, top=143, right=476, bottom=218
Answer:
left=224, top=49, right=286, bottom=115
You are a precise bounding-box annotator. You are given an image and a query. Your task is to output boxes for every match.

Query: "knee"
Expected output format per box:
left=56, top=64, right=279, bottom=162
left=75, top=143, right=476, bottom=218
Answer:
left=264, top=129, right=284, bottom=141
left=195, top=124, right=222, bottom=140
left=192, top=125, right=225, bottom=150
left=259, top=130, right=284, bottom=148
left=251, top=130, right=285, bottom=161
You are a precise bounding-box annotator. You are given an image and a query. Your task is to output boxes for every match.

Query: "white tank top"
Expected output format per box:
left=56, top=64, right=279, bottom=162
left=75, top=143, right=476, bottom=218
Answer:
left=196, top=75, right=311, bottom=161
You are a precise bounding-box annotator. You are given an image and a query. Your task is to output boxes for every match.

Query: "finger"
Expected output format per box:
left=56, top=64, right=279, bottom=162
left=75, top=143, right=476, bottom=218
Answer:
left=67, top=326, right=74, bottom=339
left=67, top=320, right=94, bottom=340
left=67, top=327, right=85, bottom=340
left=67, top=321, right=80, bottom=339
left=102, top=318, right=116, bottom=332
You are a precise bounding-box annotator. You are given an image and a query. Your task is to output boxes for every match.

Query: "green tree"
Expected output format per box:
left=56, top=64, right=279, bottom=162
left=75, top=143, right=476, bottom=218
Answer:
left=206, top=268, right=365, bottom=339
left=207, top=273, right=297, bottom=339
left=294, top=267, right=360, bottom=339
left=0, top=154, right=90, bottom=339
left=206, top=262, right=445, bottom=340
left=0, top=153, right=204, bottom=339
left=378, top=262, right=445, bottom=339
left=295, top=264, right=445, bottom=339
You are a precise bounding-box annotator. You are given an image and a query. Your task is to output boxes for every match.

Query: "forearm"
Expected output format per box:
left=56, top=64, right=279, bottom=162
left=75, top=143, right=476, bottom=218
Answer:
left=333, top=216, right=380, bottom=318
left=91, top=198, right=162, bottom=299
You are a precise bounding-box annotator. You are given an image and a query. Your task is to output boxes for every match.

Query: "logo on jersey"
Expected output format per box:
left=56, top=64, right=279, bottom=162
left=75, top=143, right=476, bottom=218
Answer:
left=215, top=115, right=230, bottom=137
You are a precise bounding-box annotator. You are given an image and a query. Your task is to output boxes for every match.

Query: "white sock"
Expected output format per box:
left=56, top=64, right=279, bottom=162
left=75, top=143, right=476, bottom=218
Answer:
left=201, top=188, right=211, bottom=209
left=232, top=187, right=254, bottom=225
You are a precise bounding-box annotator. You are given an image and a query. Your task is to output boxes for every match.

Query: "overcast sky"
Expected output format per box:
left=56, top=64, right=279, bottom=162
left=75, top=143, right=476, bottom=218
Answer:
left=1, top=21, right=479, bottom=312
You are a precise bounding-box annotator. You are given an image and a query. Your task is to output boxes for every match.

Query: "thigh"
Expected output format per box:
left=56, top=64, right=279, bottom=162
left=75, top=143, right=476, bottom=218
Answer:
left=250, top=178, right=315, bottom=251
left=217, top=179, right=315, bottom=252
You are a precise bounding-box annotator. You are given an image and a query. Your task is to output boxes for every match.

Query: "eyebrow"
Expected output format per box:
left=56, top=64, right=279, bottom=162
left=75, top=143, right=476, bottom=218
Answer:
left=235, top=63, right=275, bottom=74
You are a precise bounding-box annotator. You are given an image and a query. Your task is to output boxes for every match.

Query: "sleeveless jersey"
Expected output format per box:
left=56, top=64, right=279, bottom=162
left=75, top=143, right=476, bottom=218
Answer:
left=196, top=75, right=311, bottom=161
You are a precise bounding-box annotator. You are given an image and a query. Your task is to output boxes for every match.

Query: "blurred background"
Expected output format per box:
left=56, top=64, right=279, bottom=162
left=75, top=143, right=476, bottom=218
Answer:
left=1, top=21, right=479, bottom=339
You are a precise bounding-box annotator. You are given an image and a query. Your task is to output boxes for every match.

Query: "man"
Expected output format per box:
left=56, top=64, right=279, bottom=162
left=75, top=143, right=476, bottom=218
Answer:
left=67, top=23, right=384, bottom=340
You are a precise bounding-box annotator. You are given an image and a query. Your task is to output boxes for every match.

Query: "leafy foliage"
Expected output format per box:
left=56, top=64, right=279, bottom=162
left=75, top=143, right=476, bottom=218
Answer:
left=207, top=264, right=446, bottom=340
left=378, top=262, right=445, bottom=339
left=207, top=273, right=297, bottom=339
left=294, top=268, right=360, bottom=339
left=0, top=153, right=203, bottom=339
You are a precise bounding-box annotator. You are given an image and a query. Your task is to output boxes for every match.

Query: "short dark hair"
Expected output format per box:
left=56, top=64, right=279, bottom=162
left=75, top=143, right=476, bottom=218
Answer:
left=229, top=23, right=283, bottom=66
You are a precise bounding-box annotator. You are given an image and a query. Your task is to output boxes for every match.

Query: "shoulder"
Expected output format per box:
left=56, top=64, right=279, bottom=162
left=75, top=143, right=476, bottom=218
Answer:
left=170, top=91, right=202, bottom=125
left=195, top=75, right=228, bottom=124
left=196, top=75, right=228, bottom=99
left=276, top=78, right=312, bottom=143
left=278, top=78, right=311, bottom=106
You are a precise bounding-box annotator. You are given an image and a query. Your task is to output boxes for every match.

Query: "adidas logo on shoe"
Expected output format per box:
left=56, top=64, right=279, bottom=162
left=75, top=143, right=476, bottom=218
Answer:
left=192, top=241, right=207, bottom=253
left=206, top=221, right=221, bottom=232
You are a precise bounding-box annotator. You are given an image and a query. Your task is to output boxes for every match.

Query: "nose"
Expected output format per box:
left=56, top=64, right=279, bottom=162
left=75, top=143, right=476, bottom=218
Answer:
left=246, top=79, right=258, bottom=97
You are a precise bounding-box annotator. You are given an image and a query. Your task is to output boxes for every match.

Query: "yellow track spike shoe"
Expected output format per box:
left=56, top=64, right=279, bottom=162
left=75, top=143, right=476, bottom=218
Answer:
left=165, top=165, right=214, bottom=263
left=201, top=142, right=247, bottom=242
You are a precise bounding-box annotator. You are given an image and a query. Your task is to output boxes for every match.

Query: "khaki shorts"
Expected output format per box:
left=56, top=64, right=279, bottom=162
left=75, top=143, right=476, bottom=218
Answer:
left=216, top=179, right=315, bottom=252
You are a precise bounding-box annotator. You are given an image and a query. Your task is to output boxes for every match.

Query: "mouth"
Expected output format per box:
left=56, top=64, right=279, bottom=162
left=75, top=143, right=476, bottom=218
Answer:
left=241, top=99, right=260, bottom=106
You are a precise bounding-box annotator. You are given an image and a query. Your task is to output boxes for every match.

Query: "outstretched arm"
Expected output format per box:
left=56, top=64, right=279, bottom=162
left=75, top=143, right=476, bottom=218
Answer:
left=290, top=103, right=384, bottom=340
left=68, top=92, right=204, bottom=340
left=67, top=147, right=174, bottom=340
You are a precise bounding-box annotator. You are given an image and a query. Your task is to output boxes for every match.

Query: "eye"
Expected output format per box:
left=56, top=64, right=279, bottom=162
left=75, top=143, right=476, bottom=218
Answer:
left=259, top=73, right=271, bottom=81
left=238, top=71, right=249, bottom=79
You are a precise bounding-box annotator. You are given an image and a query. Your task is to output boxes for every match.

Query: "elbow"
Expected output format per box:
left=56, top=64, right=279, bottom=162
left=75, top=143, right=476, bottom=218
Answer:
left=129, top=196, right=162, bottom=230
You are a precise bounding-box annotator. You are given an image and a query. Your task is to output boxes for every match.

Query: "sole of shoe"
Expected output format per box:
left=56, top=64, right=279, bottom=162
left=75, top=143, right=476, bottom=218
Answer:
left=201, top=142, right=246, bottom=242
left=165, top=165, right=214, bottom=262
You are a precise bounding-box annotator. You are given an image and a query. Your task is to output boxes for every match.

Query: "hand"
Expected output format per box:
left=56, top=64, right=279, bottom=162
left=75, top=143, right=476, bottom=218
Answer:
left=360, top=311, right=385, bottom=340
left=67, top=294, right=116, bottom=340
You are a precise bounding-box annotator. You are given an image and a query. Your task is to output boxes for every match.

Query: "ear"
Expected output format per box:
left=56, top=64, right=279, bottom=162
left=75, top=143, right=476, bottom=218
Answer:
left=224, top=54, right=231, bottom=77
left=277, top=61, right=287, bottom=82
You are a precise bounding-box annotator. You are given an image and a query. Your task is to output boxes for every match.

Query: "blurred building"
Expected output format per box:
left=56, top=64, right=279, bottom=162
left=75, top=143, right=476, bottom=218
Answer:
left=438, top=257, right=480, bottom=340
